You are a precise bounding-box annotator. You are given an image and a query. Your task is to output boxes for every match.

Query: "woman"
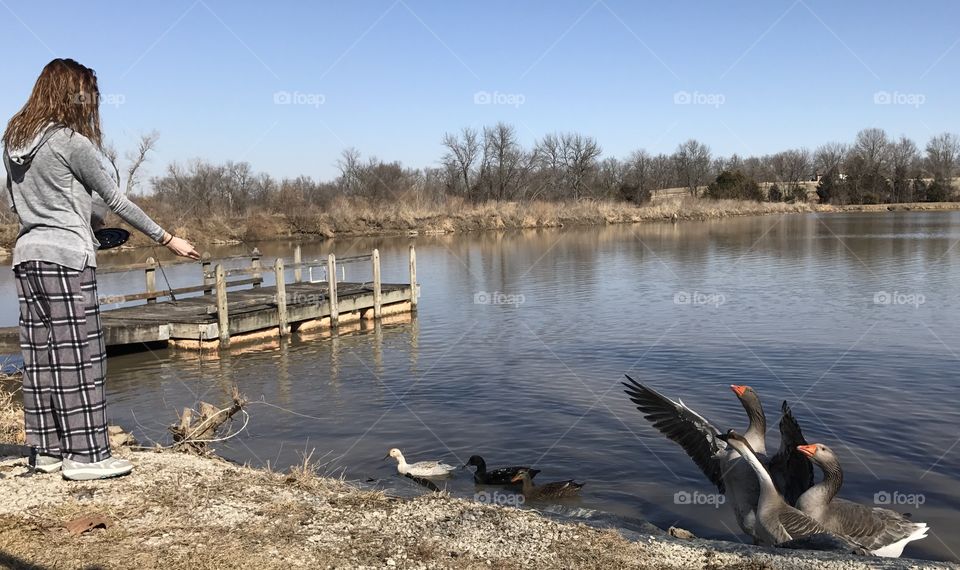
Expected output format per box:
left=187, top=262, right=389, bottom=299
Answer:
left=3, top=58, right=199, bottom=480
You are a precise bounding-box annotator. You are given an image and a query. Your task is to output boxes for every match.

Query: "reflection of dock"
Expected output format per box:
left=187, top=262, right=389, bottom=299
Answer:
left=0, top=246, right=419, bottom=352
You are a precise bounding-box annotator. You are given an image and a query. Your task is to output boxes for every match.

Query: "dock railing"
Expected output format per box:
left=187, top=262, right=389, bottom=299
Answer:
left=97, top=245, right=419, bottom=348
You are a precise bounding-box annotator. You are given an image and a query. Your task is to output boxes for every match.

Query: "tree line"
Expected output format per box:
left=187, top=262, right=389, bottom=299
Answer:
left=136, top=125, right=959, bottom=224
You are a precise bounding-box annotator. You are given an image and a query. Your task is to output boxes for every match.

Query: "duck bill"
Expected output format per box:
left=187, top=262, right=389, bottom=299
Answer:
left=730, top=385, right=748, bottom=397
left=510, top=474, right=523, bottom=484
left=796, top=444, right=817, bottom=458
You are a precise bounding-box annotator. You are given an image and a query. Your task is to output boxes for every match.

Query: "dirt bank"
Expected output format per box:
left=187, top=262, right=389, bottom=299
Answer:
left=0, top=390, right=954, bottom=570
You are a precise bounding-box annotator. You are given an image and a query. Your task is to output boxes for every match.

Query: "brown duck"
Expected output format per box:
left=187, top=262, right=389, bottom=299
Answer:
left=510, top=468, right=583, bottom=500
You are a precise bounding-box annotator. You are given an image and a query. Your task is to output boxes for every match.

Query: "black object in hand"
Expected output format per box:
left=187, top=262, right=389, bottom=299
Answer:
left=94, top=228, right=130, bottom=250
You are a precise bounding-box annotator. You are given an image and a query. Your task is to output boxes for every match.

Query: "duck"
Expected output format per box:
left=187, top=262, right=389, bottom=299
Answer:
left=385, top=448, right=457, bottom=478
left=796, top=443, right=928, bottom=557
left=622, top=375, right=812, bottom=541
left=510, top=468, right=583, bottom=500
left=464, top=455, right=541, bottom=485
left=718, top=430, right=866, bottom=552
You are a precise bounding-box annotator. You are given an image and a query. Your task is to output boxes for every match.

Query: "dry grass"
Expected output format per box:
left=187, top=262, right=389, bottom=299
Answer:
left=2, top=195, right=958, bottom=253
left=0, top=376, right=24, bottom=446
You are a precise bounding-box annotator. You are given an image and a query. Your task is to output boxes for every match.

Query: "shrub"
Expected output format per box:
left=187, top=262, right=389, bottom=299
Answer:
left=705, top=170, right=764, bottom=202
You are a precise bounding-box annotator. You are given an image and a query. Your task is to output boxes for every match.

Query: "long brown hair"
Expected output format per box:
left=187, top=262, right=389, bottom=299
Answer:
left=3, top=58, right=102, bottom=149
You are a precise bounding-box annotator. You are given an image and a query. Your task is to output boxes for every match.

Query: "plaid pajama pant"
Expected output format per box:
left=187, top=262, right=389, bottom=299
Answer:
left=14, top=261, right=111, bottom=463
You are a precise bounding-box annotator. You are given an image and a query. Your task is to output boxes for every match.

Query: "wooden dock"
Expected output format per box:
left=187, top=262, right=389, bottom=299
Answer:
left=0, top=246, right=419, bottom=352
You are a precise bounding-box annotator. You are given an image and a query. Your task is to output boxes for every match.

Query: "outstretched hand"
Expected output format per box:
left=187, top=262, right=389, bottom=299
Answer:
left=166, top=236, right=201, bottom=260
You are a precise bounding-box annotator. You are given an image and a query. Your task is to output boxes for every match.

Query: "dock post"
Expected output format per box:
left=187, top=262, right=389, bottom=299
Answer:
left=274, top=257, right=288, bottom=336
left=215, top=264, right=230, bottom=348
left=327, top=253, right=339, bottom=326
left=372, top=249, right=382, bottom=318
left=409, top=245, right=418, bottom=309
left=293, top=244, right=302, bottom=283
left=251, top=248, right=262, bottom=288
left=201, top=252, right=213, bottom=295
left=145, top=257, right=157, bottom=304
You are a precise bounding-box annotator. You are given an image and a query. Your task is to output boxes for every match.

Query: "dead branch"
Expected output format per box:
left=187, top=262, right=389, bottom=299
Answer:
left=168, top=387, right=247, bottom=453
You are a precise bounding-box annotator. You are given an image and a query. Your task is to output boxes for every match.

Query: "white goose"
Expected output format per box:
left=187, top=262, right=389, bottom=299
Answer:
left=385, top=448, right=457, bottom=478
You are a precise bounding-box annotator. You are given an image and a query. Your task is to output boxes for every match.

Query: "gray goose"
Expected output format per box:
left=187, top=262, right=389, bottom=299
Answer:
left=621, top=376, right=812, bottom=540
left=719, top=430, right=866, bottom=552
left=796, top=443, right=929, bottom=557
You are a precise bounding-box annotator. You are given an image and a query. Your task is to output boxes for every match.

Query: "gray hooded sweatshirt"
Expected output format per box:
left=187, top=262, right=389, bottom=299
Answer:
left=4, top=125, right=165, bottom=270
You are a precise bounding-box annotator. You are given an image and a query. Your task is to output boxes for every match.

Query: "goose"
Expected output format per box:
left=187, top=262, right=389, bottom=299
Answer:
left=621, top=375, right=812, bottom=540
left=385, top=448, right=457, bottom=478
left=719, top=430, right=866, bottom=553
left=510, top=468, right=583, bottom=500
left=464, top=455, right=541, bottom=485
left=796, top=443, right=928, bottom=557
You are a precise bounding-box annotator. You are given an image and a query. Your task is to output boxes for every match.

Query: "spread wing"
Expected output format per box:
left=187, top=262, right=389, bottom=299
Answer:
left=769, top=400, right=814, bottom=505
left=622, top=375, right=727, bottom=493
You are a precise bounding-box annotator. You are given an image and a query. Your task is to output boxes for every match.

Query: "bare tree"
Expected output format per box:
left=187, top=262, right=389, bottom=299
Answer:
left=102, top=131, right=159, bottom=194
left=673, top=139, right=711, bottom=197
left=626, top=149, right=650, bottom=194
left=336, top=147, right=363, bottom=195
left=814, top=142, right=848, bottom=175
left=925, top=132, right=960, bottom=182
left=650, top=153, right=673, bottom=191
left=852, top=128, right=890, bottom=175
left=125, top=131, right=160, bottom=194
left=441, top=127, right=480, bottom=199
left=890, top=136, right=919, bottom=202
left=532, top=133, right=564, bottom=199
left=481, top=122, right=525, bottom=202
left=560, top=133, right=601, bottom=200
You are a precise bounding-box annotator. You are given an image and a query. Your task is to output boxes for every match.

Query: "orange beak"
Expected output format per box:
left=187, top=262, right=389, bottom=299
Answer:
left=510, top=473, right=523, bottom=483
left=730, top=385, right=748, bottom=397
left=797, top=444, right=817, bottom=458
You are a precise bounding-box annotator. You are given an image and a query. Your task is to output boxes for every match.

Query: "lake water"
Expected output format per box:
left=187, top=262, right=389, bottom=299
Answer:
left=2, top=211, right=958, bottom=561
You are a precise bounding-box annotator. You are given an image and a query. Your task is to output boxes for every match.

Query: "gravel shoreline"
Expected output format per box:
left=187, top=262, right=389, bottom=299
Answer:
left=0, top=444, right=954, bottom=570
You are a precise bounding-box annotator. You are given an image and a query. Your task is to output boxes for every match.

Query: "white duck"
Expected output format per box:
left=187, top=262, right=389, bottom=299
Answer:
left=385, top=448, right=457, bottom=478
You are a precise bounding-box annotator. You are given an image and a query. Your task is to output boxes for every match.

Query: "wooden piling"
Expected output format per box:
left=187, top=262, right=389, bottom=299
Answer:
left=145, top=257, right=157, bottom=304
left=409, top=245, right=418, bottom=309
left=372, top=248, right=382, bottom=318
left=201, top=252, right=213, bottom=295
left=251, top=248, right=262, bottom=288
left=293, top=244, right=302, bottom=283
left=274, top=258, right=288, bottom=336
left=215, top=264, right=230, bottom=348
left=327, top=253, right=339, bottom=326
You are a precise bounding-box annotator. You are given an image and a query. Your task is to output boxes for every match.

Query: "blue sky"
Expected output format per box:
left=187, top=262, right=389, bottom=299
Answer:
left=1, top=1, right=958, bottom=183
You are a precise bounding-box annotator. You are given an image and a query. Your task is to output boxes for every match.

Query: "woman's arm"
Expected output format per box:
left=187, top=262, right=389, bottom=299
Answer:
left=67, top=135, right=200, bottom=260
left=67, top=136, right=165, bottom=242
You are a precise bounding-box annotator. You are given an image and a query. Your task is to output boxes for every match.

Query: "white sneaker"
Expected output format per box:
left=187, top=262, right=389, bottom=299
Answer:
left=62, top=457, right=133, bottom=481
left=29, top=452, right=63, bottom=474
